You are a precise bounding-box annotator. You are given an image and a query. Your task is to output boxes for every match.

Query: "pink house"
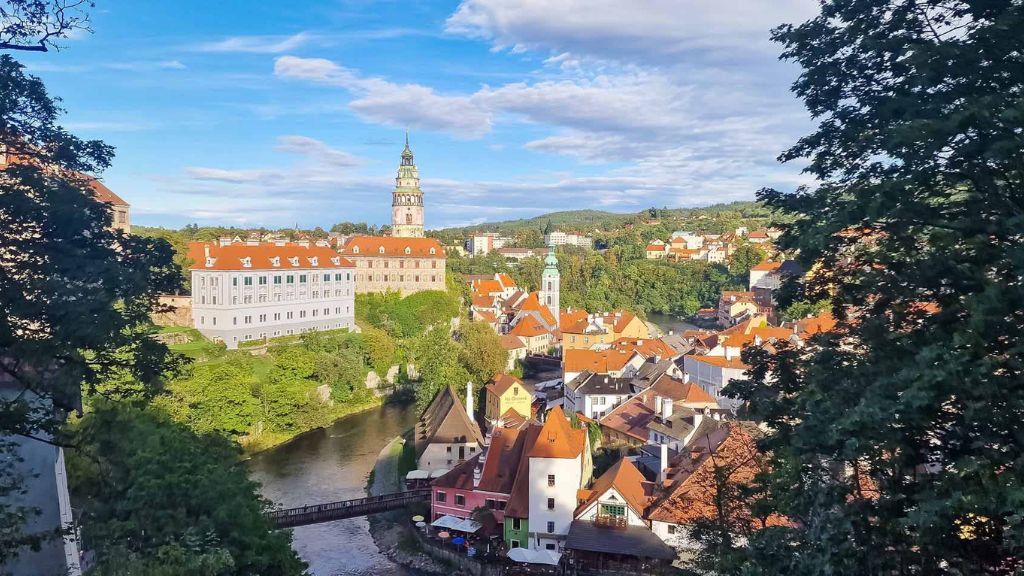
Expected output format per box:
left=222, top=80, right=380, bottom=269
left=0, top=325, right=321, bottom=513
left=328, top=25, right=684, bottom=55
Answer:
left=430, top=426, right=529, bottom=524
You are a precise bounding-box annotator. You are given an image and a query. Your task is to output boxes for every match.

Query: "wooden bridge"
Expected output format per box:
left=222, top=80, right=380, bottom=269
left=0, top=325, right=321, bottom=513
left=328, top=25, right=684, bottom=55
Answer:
left=267, top=489, right=431, bottom=529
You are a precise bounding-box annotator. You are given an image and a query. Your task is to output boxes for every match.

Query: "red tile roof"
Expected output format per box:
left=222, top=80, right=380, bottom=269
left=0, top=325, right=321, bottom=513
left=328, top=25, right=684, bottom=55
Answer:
left=485, top=373, right=526, bottom=397
left=796, top=311, right=837, bottom=335
left=88, top=178, right=127, bottom=206
left=576, top=458, right=654, bottom=518
left=187, top=242, right=354, bottom=271
left=518, top=292, right=557, bottom=326
left=477, top=427, right=523, bottom=494
left=610, top=338, right=676, bottom=359
left=500, top=334, right=526, bottom=350
left=339, top=235, right=445, bottom=258
left=529, top=406, right=586, bottom=459
left=685, top=354, right=749, bottom=370
left=510, top=316, right=550, bottom=338
left=750, top=260, right=782, bottom=272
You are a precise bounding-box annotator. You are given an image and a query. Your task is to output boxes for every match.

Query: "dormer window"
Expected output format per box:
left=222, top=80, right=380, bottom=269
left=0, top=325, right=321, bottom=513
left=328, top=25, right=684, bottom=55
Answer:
left=429, top=247, right=436, bottom=255
left=241, top=257, right=252, bottom=268
left=353, top=246, right=360, bottom=254
left=404, top=247, right=411, bottom=255
left=330, top=257, right=340, bottom=265
left=378, top=246, right=385, bottom=254
left=289, top=257, right=299, bottom=267
left=271, top=257, right=281, bottom=267
left=205, top=257, right=215, bottom=267
left=309, top=257, right=319, bottom=267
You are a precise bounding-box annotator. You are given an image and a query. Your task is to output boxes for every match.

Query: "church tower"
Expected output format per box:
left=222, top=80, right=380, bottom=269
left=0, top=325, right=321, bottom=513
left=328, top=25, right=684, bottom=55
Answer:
left=541, top=248, right=560, bottom=327
left=391, top=132, right=425, bottom=238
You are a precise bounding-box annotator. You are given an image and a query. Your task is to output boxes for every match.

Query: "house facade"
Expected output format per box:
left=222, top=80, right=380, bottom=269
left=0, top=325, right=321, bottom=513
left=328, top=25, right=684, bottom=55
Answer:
left=415, top=384, right=485, bottom=470
left=188, top=241, right=356, bottom=348
left=338, top=236, right=446, bottom=295
left=484, top=373, right=533, bottom=422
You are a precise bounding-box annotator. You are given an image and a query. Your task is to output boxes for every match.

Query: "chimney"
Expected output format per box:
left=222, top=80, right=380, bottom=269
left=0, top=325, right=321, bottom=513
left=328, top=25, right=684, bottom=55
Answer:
left=203, top=244, right=210, bottom=259
left=725, top=348, right=733, bottom=361
left=659, top=443, right=669, bottom=483
left=683, top=371, right=690, bottom=384
left=693, top=409, right=704, bottom=431
left=466, top=382, right=474, bottom=419
left=654, top=395, right=663, bottom=416
left=668, top=330, right=674, bottom=336
left=662, top=398, right=673, bottom=419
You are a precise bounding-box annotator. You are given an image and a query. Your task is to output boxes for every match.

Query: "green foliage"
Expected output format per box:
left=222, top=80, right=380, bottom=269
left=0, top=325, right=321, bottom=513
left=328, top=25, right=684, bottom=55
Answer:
left=728, top=244, right=767, bottom=281
left=710, top=2, right=1024, bottom=574
left=355, top=290, right=459, bottom=338
left=779, top=299, right=830, bottom=322
left=68, top=402, right=306, bottom=576
left=412, top=325, right=470, bottom=411
left=458, top=320, right=507, bottom=385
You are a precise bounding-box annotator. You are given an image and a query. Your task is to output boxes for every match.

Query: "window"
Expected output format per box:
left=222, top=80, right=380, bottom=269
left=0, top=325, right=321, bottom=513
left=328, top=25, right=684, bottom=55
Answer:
left=324, top=273, right=330, bottom=281
left=242, top=276, right=252, bottom=286
left=667, top=525, right=677, bottom=535
left=435, top=491, right=446, bottom=503
left=545, top=543, right=556, bottom=551
left=455, top=494, right=465, bottom=507
left=258, top=276, right=267, bottom=285
left=232, top=277, right=238, bottom=286
left=486, top=499, right=495, bottom=509
left=547, top=498, right=555, bottom=510
left=547, top=474, right=555, bottom=487
left=299, top=274, right=307, bottom=283
left=511, top=518, right=521, bottom=530
left=286, top=275, right=294, bottom=284
left=274, top=275, right=282, bottom=284
left=510, top=540, right=520, bottom=549
left=212, top=317, right=216, bottom=326
left=546, top=522, right=555, bottom=534
left=600, top=503, right=626, bottom=518
left=446, top=446, right=452, bottom=453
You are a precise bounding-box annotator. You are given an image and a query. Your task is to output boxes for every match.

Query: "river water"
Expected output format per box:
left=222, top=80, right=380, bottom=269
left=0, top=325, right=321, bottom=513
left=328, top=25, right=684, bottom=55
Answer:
left=248, top=402, right=418, bottom=576
left=646, top=311, right=697, bottom=335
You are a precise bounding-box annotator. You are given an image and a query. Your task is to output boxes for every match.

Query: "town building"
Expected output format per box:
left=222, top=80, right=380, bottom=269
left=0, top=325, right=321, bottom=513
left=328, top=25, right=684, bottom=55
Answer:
left=89, top=178, right=130, bottom=233
left=563, top=372, right=635, bottom=419
left=338, top=236, right=446, bottom=295
left=496, top=247, right=547, bottom=261
left=467, top=232, right=512, bottom=255
left=718, top=290, right=759, bottom=327
left=500, top=334, right=528, bottom=371
left=544, top=231, right=593, bottom=249
left=415, top=383, right=485, bottom=470
left=484, top=373, right=533, bottom=423
left=540, top=249, right=560, bottom=328
left=561, top=311, right=649, bottom=350
left=188, top=241, right=356, bottom=348
left=391, top=133, right=424, bottom=238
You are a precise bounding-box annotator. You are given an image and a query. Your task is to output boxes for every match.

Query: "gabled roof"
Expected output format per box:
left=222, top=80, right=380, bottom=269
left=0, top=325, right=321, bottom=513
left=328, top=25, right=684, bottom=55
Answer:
left=750, top=260, right=782, bottom=272
left=529, top=406, right=587, bottom=459
left=518, top=292, right=557, bottom=326
left=721, top=325, right=796, bottom=349
left=504, top=425, right=541, bottom=517
left=566, top=371, right=634, bottom=396
left=720, top=291, right=756, bottom=304
left=576, top=458, right=655, bottom=518
left=472, top=279, right=504, bottom=295
left=485, top=373, right=527, bottom=397
left=796, top=311, right=837, bottom=336
left=339, top=235, right=445, bottom=258
left=510, top=316, right=550, bottom=338
left=477, top=427, right=524, bottom=494
left=88, top=178, right=128, bottom=206
left=432, top=453, right=480, bottom=490
left=415, top=385, right=484, bottom=457
left=500, top=334, right=526, bottom=350
left=684, top=354, right=749, bottom=370
left=561, top=308, right=589, bottom=328
left=563, top=348, right=636, bottom=374
left=610, top=338, right=675, bottom=359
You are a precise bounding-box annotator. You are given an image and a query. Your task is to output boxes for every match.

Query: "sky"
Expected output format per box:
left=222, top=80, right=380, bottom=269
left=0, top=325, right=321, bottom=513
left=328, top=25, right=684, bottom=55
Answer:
left=16, top=0, right=821, bottom=230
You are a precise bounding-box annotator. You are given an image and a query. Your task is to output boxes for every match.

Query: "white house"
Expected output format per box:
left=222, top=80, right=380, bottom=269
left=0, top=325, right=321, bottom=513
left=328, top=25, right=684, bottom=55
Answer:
left=544, top=231, right=593, bottom=249
left=526, top=406, right=591, bottom=554
left=188, top=241, right=356, bottom=348
left=682, top=353, right=749, bottom=411
left=563, top=372, right=635, bottom=420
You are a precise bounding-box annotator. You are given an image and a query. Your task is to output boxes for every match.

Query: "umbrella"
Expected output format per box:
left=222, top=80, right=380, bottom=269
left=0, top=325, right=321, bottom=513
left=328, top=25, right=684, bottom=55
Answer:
left=452, top=537, right=466, bottom=545
left=438, top=531, right=450, bottom=539
left=415, top=521, right=426, bottom=528
left=412, top=515, right=425, bottom=522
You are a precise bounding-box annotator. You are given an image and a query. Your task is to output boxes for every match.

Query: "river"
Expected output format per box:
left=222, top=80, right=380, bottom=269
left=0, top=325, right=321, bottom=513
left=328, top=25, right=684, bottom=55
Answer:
left=248, top=402, right=418, bottom=576
left=646, top=311, right=697, bottom=336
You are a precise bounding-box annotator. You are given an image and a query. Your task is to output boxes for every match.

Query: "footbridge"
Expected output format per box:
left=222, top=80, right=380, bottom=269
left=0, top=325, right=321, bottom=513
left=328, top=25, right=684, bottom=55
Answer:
left=268, top=489, right=431, bottom=529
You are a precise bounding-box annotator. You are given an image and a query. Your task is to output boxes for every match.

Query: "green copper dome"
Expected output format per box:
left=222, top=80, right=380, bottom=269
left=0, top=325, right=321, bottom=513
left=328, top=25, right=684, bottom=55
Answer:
left=543, top=248, right=558, bottom=270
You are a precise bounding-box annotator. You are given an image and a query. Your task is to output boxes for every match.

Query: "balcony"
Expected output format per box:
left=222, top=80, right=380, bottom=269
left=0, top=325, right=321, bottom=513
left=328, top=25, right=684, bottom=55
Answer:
left=593, top=514, right=627, bottom=529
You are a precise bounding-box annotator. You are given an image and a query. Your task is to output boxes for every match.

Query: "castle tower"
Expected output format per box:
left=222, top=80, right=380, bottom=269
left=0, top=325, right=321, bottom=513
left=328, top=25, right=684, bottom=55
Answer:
left=391, top=132, right=425, bottom=238
left=541, top=248, right=560, bottom=327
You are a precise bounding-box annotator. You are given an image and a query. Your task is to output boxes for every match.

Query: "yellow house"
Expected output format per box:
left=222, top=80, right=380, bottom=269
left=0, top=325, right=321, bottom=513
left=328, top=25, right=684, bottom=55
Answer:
left=484, top=373, right=533, bottom=422
left=561, top=310, right=650, bottom=351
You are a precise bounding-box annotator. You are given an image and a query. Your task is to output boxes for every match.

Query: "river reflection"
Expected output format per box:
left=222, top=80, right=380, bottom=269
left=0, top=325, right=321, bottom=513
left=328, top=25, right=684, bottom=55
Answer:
left=248, top=402, right=418, bottom=576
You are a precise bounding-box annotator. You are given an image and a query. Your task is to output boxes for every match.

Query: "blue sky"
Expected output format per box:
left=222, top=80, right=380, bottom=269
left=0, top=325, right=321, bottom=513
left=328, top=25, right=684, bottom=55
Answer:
left=17, top=0, right=820, bottom=229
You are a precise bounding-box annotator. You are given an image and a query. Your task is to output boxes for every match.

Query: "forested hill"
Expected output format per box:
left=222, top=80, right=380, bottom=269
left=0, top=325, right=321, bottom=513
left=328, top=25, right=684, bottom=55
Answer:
left=427, top=201, right=782, bottom=246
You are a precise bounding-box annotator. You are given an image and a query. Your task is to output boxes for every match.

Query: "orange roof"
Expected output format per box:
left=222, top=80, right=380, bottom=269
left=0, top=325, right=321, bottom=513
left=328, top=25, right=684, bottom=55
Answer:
left=680, top=382, right=716, bottom=406
left=486, top=373, right=525, bottom=397
left=610, top=338, right=675, bottom=359
left=472, top=279, right=504, bottom=295
left=529, top=406, right=586, bottom=459
left=187, top=242, right=353, bottom=271
left=646, top=244, right=667, bottom=252
left=797, top=311, right=837, bottom=335
left=561, top=310, right=639, bottom=335
left=560, top=308, right=588, bottom=327
left=476, top=427, right=523, bottom=494
left=472, top=294, right=495, bottom=308
left=748, top=230, right=769, bottom=239
left=722, top=326, right=795, bottom=349
left=496, top=273, right=516, bottom=288
left=750, top=260, right=782, bottom=272
left=685, top=354, right=749, bottom=370
left=518, top=292, right=557, bottom=326
left=88, top=178, right=128, bottom=206
left=576, top=458, right=654, bottom=517
left=720, top=291, right=756, bottom=303
left=510, top=316, right=550, bottom=338
left=339, top=235, right=444, bottom=258
left=563, top=349, right=609, bottom=373
left=500, top=334, right=526, bottom=350
left=648, top=425, right=785, bottom=528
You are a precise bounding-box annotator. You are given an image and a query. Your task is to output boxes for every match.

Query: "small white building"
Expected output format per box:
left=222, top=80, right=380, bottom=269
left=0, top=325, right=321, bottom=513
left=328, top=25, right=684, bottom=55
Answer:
left=544, top=231, right=593, bottom=249
left=563, top=372, right=635, bottom=420
left=526, top=406, right=591, bottom=554
left=682, top=354, right=748, bottom=411
left=188, top=241, right=356, bottom=348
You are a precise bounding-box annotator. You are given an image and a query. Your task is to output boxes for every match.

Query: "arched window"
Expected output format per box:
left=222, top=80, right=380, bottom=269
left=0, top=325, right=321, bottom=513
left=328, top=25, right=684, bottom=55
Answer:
left=406, top=213, right=412, bottom=224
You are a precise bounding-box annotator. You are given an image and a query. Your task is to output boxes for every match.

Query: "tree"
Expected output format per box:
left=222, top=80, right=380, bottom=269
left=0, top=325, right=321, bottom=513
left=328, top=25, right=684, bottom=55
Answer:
left=0, top=1, right=94, bottom=52
left=0, top=55, right=180, bottom=559
left=67, top=402, right=306, bottom=576
left=412, top=326, right=470, bottom=410
left=459, top=321, right=506, bottom=385
left=727, top=244, right=767, bottom=281
left=719, top=2, right=1024, bottom=573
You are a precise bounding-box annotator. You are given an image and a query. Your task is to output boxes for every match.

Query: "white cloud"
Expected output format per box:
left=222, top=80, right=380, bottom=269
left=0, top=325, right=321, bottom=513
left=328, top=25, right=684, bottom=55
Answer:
left=197, top=32, right=314, bottom=54
left=274, top=135, right=363, bottom=167
left=445, top=0, right=818, bottom=63
left=274, top=56, right=493, bottom=137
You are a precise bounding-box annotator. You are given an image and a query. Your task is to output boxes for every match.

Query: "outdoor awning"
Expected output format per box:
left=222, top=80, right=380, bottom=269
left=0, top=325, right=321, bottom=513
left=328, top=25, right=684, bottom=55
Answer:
left=430, top=515, right=482, bottom=533
left=507, top=547, right=561, bottom=565
left=565, top=520, right=676, bottom=560
left=405, top=470, right=430, bottom=481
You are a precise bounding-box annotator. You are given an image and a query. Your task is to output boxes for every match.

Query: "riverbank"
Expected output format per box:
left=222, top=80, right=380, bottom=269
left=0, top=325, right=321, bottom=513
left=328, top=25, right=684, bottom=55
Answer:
left=367, top=434, right=448, bottom=575
left=241, top=397, right=384, bottom=456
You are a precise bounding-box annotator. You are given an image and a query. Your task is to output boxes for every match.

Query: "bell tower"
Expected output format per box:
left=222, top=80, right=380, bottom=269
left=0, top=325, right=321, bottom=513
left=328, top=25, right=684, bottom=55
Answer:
left=391, top=132, right=425, bottom=238
left=541, top=248, right=560, bottom=327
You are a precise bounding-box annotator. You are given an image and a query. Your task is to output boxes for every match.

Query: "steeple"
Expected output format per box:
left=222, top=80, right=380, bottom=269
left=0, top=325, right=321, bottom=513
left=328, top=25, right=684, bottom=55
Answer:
left=401, top=130, right=414, bottom=166
left=541, top=248, right=560, bottom=327
left=392, top=132, right=424, bottom=238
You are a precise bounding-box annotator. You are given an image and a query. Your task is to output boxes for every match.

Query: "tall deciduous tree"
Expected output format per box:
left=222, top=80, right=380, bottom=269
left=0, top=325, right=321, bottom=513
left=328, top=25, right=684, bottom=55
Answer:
left=722, top=1, right=1024, bottom=574
left=0, top=1, right=94, bottom=52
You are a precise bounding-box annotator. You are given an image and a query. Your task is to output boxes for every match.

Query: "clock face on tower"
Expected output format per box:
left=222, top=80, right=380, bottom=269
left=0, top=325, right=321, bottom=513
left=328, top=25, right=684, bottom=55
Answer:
left=391, top=134, right=424, bottom=238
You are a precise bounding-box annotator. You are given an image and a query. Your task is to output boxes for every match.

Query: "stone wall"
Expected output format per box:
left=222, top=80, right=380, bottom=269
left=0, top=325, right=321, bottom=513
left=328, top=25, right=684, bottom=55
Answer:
left=152, top=294, right=193, bottom=327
